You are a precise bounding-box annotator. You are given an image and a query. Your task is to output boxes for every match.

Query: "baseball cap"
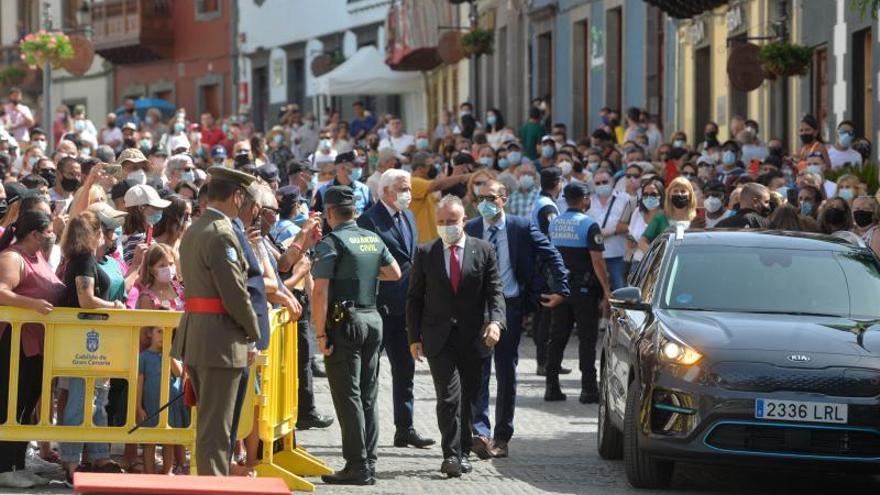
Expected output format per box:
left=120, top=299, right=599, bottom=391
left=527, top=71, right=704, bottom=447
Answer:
left=211, top=145, right=228, bottom=159
left=88, top=202, right=128, bottom=230
left=124, top=184, right=171, bottom=209
left=116, top=148, right=149, bottom=166
left=324, top=186, right=354, bottom=207
left=335, top=151, right=357, bottom=165
left=257, top=163, right=280, bottom=183
left=122, top=122, right=137, bottom=132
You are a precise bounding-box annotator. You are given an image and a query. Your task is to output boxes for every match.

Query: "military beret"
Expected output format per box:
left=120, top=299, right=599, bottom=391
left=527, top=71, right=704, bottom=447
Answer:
left=324, top=185, right=354, bottom=208
left=207, top=165, right=255, bottom=187
left=335, top=151, right=356, bottom=164
left=563, top=181, right=590, bottom=202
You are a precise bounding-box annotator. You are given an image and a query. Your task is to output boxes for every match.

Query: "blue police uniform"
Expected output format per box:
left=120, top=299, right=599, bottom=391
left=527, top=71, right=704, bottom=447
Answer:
left=314, top=179, right=372, bottom=215
left=529, top=192, right=560, bottom=371
left=546, top=208, right=605, bottom=400
left=530, top=193, right=559, bottom=235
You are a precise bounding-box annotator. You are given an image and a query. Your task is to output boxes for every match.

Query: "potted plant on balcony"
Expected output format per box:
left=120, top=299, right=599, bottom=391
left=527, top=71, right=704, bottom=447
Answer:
left=460, top=28, right=494, bottom=57
left=19, top=31, right=74, bottom=70
left=758, top=41, right=813, bottom=77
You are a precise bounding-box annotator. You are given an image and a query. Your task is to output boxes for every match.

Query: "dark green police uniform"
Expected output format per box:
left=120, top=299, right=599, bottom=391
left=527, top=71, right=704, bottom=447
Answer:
left=312, top=186, right=394, bottom=480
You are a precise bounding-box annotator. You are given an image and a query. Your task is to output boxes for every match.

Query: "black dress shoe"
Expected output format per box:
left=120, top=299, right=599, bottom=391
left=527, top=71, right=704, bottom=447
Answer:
left=460, top=455, right=473, bottom=474
left=321, top=466, right=375, bottom=485
left=296, top=413, right=334, bottom=430
left=579, top=388, right=599, bottom=404
left=440, top=456, right=462, bottom=478
left=544, top=384, right=567, bottom=401
left=394, top=428, right=436, bottom=448
left=560, top=365, right=572, bottom=375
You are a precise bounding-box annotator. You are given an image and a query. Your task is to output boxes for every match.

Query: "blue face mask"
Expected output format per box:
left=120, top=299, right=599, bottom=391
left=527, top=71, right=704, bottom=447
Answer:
left=417, top=137, right=430, bottom=150
left=487, top=115, right=497, bottom=126
left=349, top=167, right=363, bottom=181
left=596, top=184, right=613, bottom=197
left=722, top=150, right=736, bottom=166
left=800, top=201, right=813, bottom=216
left=479, top=157, right=494, bottom=167
left=806, top=164, right=823, bottom=175
left=838, top=188, right=855, bottom=201
left=508, top=151, right=522, bottom=164
left=174, top=122, right=185, bottom=133
left=642, top=196, right=660, bottom=210
left=838, top=131, right=854, bottom=148
left=310, top=174, right=318, bottom=188
left=542, top=145, right=555, bottom=158
left=146, top=211, right=163, bottom=226
left=181, top=171, right=195, bottom=183
left=477, top=200, right=501, bottom=219
left=273, top=134, right=284, bottom=144
left=497, top=158, right=510, bottom=170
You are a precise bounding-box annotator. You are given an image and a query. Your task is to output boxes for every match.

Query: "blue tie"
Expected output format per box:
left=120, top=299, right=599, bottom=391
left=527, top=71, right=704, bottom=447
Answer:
left=395, top=212, right=411, bottom=251
left=488, top=225, right=499, bottom=248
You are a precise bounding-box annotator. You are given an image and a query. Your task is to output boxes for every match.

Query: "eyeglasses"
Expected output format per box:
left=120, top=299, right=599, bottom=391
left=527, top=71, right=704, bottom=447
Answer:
left=261, top=206, right=279, bottom=215
left=474, top=181, right=487, bottom=187
left=594, top=180, right=610, bottom=186
left=625, top=174, right=641, bottom=179
left=477, top=194, right=503, bottom=202
left=642, top=193, right=660, bottom=198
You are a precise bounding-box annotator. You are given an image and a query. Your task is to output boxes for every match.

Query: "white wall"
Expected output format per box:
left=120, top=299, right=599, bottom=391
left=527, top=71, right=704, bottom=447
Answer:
left=51, top=57, right=112, bottom=120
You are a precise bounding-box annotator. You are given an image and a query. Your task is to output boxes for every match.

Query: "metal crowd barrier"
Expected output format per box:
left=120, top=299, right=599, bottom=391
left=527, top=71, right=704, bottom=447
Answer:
left=0, top=306, right=330, bottom=487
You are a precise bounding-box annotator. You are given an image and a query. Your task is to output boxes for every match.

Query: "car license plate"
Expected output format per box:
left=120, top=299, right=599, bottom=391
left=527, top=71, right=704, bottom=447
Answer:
left=755, top=399, right=847, bottom=424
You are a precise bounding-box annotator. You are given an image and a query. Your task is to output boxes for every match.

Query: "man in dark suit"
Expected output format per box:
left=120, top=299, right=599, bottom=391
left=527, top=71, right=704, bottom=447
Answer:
left=407, top=194, right=505, bottom=478
left=465, top=179, right=569, bottom=459
left=357, top=169, right=435, bottom=449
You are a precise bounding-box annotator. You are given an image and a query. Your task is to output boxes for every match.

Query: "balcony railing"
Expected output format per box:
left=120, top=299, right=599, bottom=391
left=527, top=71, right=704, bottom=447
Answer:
left=91, top=0, right=174, bottom=64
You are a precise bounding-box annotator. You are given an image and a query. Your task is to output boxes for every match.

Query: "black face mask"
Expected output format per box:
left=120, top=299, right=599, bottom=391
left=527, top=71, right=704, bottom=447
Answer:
left=0, top=199, right=7, bottom=218
left=769, top=146, right=783, bottom=157
left=123, top=138, right=136, bottom=149
left=854, top=210, right=874, bottom=228
left=800, top=133, right=815, bottom=145
left=705, top=131, right=717, bottom=140
left=427, top=163, right=440, bottom=180
left=824, top=207, right=847, bottom=226
left=670, top=194, right=690, bottom=209
left=107, top=122, right=116, bottom=128
left=61, top=177, right=81, bottom=192
left=40, top=169, right=56, bottom=188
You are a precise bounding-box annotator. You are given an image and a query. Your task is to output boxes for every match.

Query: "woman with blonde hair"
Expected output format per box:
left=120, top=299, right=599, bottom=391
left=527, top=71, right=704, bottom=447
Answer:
left=834, top=174, right=861, bottom=205
left=639, top=176, right=696, bottom=252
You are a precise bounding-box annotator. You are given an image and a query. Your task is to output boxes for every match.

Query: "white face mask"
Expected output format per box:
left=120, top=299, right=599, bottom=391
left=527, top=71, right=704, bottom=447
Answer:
left=437, top=224, right=463, bottom=245
left=558, top=161, right=573, bottom=176
left=155, top=265, right=176, bottom=284
left=394, top=191, right=412, bottom=210
left=704, top=196, right=724, bottom=214
left=127, top=169, right=147, bottom=185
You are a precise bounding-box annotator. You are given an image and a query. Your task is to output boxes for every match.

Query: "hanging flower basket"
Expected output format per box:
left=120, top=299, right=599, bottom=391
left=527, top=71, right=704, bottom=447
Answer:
left=19, top=31, right=74, bottom=70
left=758, top=41, right=813, bottom=77
left=460, top=28, right=494, bottom=57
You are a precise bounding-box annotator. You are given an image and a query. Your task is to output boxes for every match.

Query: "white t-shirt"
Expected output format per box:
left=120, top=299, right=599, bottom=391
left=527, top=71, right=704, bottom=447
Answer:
left=705, top=210, right=730, bottom=228
left=827, top=146, right=863, bottom=170
left=379, top=134, right=415, bottom=155
left=100, top=127, right=123, bottom=147
left=587, top=191, right=631, bottom=259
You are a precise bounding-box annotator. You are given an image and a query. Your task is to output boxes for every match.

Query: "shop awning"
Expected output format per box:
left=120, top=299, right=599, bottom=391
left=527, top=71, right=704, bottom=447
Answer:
left=314, top=46, right=423, bottom=95
left=644, top=0, right=729, bottom=19
left=385, top=0, right=455, bottom=71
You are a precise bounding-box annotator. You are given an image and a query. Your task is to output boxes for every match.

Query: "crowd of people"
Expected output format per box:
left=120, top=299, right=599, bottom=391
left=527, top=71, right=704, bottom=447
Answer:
left=0, top=83, right=878, bottom=488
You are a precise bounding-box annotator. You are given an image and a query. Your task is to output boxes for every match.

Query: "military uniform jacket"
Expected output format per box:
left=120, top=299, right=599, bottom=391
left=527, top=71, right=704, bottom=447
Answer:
left=172, top=208, right=260, bottom=368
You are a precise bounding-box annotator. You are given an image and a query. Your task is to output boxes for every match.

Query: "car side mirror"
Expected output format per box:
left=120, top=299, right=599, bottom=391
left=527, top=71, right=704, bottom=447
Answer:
left=610, top=286, right=651, bottom=312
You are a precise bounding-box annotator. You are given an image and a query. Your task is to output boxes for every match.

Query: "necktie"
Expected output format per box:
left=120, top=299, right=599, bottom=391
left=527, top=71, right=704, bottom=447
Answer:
left=449, top=245, right=461, bottom=294
left=395, top=212, right=411, bottom=250
left=488, top=225, right=499, bottom=248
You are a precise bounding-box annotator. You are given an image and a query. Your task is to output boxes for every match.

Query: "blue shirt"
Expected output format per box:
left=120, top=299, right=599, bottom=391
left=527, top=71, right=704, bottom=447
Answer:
left=271, top=218, right=301, bottom=245
left=349, top=115, right=376, bottom=138
left=483, top=214, right=519, bottom=298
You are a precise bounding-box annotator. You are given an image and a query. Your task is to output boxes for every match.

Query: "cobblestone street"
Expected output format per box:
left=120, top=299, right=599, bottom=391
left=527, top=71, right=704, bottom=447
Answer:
left=9, top=338, right=880, bottom=494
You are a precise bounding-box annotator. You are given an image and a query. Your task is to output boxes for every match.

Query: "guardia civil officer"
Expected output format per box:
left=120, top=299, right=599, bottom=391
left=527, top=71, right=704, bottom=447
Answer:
left=311, top=186, right=401, bottom=485
left=545, top=182, right=611, bottom=403
left=171, top=166, right=260, bottom=476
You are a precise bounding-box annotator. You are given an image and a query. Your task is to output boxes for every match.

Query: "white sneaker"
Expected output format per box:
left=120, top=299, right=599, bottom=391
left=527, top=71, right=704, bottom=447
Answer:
left=0, top=470, right=36, bottom=488
left=17, top=470, right=49, bottom=485
left=25, top=449, right=63, bottom=475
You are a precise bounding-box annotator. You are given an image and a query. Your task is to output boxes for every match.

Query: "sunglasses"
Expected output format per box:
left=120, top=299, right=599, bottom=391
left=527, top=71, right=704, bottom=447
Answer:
left=642, top=193, right=660, bottom=198
left=626, top=174, right=641, bottom=179
left=477, top=194, right=503, bottom=202
left=594, top=180, right=610, bottom=186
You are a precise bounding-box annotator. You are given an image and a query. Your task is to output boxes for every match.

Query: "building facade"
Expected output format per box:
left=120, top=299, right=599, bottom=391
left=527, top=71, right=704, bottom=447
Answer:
left=92, top=0, right=235, bottom=121
left=237, top=0, right=394, bottom=132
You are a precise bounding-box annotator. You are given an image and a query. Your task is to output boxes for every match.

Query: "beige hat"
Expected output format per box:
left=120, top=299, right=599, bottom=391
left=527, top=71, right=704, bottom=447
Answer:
left=116, top=147, right=149, bottom=166
left=124, top=184, right=170, bottom=209
left=88, top=201, right=128, bottom=230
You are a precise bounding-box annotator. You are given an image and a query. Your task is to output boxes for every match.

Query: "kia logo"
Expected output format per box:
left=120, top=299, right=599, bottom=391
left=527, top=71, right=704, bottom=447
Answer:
left=787, top=354, right=812, bottom=363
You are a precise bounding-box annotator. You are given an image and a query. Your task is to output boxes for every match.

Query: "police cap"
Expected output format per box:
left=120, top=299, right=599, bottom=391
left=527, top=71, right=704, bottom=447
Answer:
left=207, top=165, right=255, bottom=188
left=335, top=151, right=356, bottom=165
left=540, top=166, right=563, bottom=190
left=324, top=185, right=354, bottom=208
left=257, top=163, right=280, bottom=183
left=563, top=182, right=590, bottom=202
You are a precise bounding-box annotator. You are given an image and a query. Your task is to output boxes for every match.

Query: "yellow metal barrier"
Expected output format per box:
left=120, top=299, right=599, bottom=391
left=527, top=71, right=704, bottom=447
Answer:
left=254, top=309, right=332, bottom=492
left=0, top=307, right=198, bottom=467
left=0, top=306, right=327, bottom=486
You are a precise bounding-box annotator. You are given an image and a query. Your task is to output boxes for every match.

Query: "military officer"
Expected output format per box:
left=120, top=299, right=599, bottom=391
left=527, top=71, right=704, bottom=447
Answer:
left=172, top=166, right=260, bottom=476
left=311, top=186, right=401, bottom=485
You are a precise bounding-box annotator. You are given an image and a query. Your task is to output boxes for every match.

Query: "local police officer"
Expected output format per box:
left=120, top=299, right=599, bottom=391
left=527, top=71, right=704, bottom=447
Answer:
left=172, top=166, right=260, bottom=476
left=545, top=182, right=611, bottom=403
left=312, top=151, right=373, bottom=215
left=311, top=186, right=401, bottom=485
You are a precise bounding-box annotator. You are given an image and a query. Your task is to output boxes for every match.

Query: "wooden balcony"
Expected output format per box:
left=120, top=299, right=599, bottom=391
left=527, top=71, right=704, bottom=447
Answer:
left=91, top=0, right=174, bottom=64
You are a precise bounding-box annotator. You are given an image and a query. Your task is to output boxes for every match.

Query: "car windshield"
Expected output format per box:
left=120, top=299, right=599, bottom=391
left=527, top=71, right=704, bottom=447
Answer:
left=661, top=246, right=880, bottom=319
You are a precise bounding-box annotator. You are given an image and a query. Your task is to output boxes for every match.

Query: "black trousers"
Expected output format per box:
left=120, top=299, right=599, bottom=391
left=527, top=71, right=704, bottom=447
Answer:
left=427, top=335, right=486, bottom=459
left=296, top=317, right=316, bottom=418
left=548, top=292, right=601, bottom=387
left=533, top=306, right=552, bottom=368
left=0, top=327, right=44, bottom=473
left=380, top=312, right=415, bottom=431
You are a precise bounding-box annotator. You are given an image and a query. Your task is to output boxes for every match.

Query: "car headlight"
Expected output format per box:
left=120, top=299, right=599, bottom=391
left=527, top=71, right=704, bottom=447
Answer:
left=658, top=326, right=702, bottom=366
